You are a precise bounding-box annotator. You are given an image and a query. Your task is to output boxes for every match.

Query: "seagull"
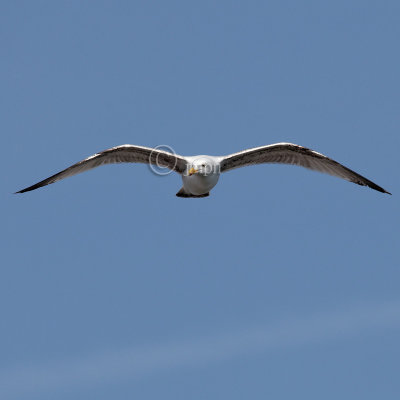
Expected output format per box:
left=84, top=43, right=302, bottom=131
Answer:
left=16, top=142, right=391, bottom=197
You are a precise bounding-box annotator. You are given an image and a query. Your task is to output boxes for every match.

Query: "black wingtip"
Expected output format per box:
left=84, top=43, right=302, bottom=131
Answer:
left=14, top=185, right=41, bottom=194
left=373, top=185, right=391, bottom=195
left=363, top=181, right=391, bottom=195
left=375, top=188, right=391, bottom=195
left=15, top=188, right=28, bottom=194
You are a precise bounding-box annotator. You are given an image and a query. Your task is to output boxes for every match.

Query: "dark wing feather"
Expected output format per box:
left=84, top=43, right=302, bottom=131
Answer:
left=220, top=143, right=390, bottom=194
left=16, top=145, right=187, bottom=193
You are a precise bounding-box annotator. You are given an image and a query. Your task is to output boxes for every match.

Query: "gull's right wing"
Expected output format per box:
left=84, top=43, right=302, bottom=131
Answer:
left=16, top=145, right=188, bottom=193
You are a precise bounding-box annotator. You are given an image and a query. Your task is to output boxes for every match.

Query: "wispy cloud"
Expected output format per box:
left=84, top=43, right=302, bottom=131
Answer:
left=1, top=300, right=400, bottom=398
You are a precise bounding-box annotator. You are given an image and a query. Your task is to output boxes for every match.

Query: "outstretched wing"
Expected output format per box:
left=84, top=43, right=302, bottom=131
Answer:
left=219, top=142, right=390, bottom=194
left=16, top=144, right=188, bottom=193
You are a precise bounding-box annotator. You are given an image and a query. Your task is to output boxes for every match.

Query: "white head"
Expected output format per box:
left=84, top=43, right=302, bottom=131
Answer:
left=187, top=156, right=220, bottom=177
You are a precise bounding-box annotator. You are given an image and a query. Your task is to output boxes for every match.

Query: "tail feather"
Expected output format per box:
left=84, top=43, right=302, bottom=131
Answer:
left=176, top=187, right=209, bottom=198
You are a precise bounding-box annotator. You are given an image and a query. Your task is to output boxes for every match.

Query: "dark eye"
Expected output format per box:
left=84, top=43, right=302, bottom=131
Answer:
left=202, top=164, right=205, bottom=167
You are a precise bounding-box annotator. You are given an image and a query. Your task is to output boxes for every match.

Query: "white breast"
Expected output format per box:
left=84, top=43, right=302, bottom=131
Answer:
left=182, top=173, right=220, bottom=195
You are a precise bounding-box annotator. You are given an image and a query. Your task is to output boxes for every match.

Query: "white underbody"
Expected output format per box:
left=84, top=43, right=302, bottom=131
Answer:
left=182, top=172, right=220, bottom=195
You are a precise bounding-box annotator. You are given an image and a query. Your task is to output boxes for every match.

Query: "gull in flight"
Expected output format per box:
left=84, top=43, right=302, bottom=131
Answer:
left=16, top=143, right=391, bottom=197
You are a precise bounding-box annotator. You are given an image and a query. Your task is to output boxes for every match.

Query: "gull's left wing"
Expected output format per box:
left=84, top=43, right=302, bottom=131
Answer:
left=219, top=142, right=390, bottom=194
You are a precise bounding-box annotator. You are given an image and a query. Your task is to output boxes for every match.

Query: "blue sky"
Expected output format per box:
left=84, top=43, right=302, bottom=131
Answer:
left=1, top=1, right=399, bottom=399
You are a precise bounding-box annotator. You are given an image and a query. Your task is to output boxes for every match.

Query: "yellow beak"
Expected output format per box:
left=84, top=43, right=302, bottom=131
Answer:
left=188, top=167, right=198, bottom=176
